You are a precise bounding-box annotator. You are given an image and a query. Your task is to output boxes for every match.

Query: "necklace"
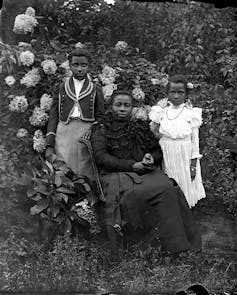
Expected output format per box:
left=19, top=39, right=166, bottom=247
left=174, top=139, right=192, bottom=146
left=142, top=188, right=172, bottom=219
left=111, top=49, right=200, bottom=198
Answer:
left=166, top=105, right=185, bottom=120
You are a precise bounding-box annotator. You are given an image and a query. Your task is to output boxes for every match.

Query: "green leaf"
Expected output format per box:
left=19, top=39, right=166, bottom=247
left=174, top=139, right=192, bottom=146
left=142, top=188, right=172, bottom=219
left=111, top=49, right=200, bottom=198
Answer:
left=56, top=187, right=75, bottom=195
left=54, top=174, right=62, bottom=187
left=30, top=197, right=50, bottom=215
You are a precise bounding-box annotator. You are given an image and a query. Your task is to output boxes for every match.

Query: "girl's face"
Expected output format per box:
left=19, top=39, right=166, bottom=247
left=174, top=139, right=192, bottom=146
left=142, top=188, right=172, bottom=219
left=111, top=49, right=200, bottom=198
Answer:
left=112, top=95, right=133, bottom=118
left=168, top=82, right=186, bottom=107
left=70, top=56, right=89, bottom=80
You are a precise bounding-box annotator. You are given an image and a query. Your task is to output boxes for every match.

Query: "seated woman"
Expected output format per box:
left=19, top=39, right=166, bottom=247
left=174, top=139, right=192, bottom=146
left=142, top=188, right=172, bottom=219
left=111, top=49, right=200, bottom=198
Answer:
left=91, top=90, right=201, bottom=256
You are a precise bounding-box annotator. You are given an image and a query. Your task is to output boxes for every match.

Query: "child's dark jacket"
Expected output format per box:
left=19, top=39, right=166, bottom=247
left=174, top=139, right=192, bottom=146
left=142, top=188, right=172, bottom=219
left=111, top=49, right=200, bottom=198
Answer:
left=46, top=76, right=105, bottom=147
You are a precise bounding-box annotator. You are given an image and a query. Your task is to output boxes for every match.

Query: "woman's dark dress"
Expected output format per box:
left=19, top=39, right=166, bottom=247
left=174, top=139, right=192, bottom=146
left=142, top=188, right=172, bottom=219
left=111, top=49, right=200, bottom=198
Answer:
left=91, top=113, right=201, bottom=254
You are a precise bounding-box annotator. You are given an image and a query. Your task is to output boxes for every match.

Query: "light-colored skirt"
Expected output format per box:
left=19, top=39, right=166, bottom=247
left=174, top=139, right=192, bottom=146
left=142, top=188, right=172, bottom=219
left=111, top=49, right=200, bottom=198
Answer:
left=55, top=119, right=94, bottom=180
left=160, top=136, right=206, bottom=207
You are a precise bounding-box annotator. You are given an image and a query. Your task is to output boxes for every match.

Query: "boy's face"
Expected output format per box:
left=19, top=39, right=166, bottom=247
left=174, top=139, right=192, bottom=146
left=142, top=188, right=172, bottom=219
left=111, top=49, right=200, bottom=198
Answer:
left=168, top=82, right=186, bottom=107
left=70, top=56, right=89, bottom=80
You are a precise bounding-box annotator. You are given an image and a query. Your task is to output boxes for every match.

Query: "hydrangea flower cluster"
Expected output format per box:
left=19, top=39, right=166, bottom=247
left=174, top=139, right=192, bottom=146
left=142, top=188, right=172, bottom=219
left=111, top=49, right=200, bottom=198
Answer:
left=150, top=72, right=169, bottom=87
left=41, top=59, right=57, bottom=75
left=131, top=105, right=151, bottom=121
left=9, top=95, right=28, bottom=113
left=16, top=128, right=28, bottom=139
left=40, top=93, right=53, bottom=112
left=99, top=65, right=117, bottom=101
left=59, top=60, right=72, bottom=78
left=76, top=199, right=101, bottom=234
left=29, top=107, right=49, bottom=127
left=102, top=84, right=117, bottom=101
left=19, top=50, right=35, bottom=66
left=33, top=130, right=46, bottom=153
left=132, top=86, right=145, bottom=102
left=115, top=41, right=128, bottom=51
left=13, top=7, right=38, bottom=34
left=20, top=67, right=41, bottom=87
left=5, top=76, right=16, bottom=87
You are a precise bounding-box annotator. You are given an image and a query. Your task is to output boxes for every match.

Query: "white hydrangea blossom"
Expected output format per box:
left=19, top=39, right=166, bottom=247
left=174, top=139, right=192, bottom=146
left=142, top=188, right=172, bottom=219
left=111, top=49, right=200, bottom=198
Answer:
left=33, top=130, right=46, bottom=153
left=132, top=87, right=145, bottom=102
left=151, top=73, right=169, bottom=87
left=187, top=82, right=194, bottom=89
left=19, top=50, right=35, bottom=66
left=40, top=94, right=53, bottom=112
left=102, top=84, right=117, bottom=101
left=5, top=76, right=16, bottom=87
left=13, top=13, right=38, bottom=34
left=20, top=68, right=41, bottom=87
left=25, top=7, right=36, bottom=17
left=9, top=96, right=28, bottom=113
left=59, top=60, right=72, bottom=77
left=131, top=105, right=151, bottom=121
left=41, top=59, right=57, bottom=75
left=16, top=128, right=28, bottom=139
left=29, top=107, right=49, bottom=127
left=76, top=199, right=100, bottom=234
left=99, top=65, right=116, bottom=85
left=115, top=41, right=128, bottom=51
left=75, top=42, right=84, bottom=49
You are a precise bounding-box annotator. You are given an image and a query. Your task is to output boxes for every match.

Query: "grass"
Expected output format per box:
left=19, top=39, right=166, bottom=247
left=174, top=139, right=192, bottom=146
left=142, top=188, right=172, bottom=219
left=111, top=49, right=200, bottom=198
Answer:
left=0, top=233, right=236, bottom=294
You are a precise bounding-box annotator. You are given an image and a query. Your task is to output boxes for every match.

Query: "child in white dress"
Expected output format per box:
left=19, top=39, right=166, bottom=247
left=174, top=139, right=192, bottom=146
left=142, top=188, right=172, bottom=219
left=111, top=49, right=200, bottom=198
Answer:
left=149, top=74, right=206, bottom=207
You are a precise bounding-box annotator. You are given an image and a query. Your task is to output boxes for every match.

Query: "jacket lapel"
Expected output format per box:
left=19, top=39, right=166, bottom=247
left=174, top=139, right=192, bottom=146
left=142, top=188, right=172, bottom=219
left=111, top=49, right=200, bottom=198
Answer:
left=78, top=75, right=94, bottom=101
left=64, top=77, right=77, bottom=101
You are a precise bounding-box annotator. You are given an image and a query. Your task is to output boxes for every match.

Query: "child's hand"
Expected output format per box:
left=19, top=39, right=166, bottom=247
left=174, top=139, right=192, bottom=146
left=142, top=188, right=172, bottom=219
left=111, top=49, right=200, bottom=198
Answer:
left=190, top=159, right=197, bottom=181
left=81, top=129, right=92, bottom=140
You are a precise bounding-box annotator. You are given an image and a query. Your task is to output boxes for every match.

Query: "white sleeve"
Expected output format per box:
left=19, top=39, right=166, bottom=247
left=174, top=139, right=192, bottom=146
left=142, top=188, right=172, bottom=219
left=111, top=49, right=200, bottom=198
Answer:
left=191, top=127, right=202, bottom=159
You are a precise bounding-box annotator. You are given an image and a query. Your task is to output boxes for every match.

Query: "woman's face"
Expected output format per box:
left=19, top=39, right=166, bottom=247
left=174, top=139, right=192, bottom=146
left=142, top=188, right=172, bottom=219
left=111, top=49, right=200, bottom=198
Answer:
left=112, top=94, right=133, bottom=118
left=168, top=82, right=186, bottom=106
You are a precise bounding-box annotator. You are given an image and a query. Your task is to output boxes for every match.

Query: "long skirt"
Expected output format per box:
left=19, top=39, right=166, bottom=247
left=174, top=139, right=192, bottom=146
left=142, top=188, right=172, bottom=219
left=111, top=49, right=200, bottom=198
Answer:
left=55, top=120, right=94, bottom=179
left=160, top=136, right=206, bottom=208
left=99, top=167, right=202, bottom=254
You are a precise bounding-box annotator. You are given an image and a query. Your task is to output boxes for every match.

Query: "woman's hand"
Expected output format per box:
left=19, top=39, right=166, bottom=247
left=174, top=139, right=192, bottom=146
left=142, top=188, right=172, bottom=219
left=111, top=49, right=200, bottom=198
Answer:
left=190, top=158, right=197, bottom=181
left=142, top=153, right=154, bottom=166
left=132, top=162, right=146, bottom=173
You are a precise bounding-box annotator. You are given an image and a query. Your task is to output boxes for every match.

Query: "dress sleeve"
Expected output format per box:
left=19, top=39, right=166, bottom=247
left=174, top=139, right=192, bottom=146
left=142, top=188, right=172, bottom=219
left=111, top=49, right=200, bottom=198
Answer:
left=91, top=125, right=136, bottom=172
left=190, top=108, right=203, bottom=159
left=148, top=105, right=165, bottom=124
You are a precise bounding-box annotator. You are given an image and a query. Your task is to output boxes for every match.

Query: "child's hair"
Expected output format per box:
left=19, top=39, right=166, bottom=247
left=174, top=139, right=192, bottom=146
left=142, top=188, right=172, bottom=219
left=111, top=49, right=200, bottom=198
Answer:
left=68, top=48, right=91, bottom=63
left=167, top=74, right=189, bottom=94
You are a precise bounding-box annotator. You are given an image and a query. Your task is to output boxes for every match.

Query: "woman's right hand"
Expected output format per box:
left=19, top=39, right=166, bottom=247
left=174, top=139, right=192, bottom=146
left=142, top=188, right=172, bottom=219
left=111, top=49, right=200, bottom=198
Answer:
left=132, top=162, right=146, bottom=173
left=45, top=146, right=54, bottom=162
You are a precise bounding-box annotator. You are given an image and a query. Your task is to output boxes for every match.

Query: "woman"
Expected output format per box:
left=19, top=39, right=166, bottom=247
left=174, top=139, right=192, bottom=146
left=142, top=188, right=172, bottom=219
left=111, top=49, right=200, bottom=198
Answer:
left=91, top=90, right=201, bottom=256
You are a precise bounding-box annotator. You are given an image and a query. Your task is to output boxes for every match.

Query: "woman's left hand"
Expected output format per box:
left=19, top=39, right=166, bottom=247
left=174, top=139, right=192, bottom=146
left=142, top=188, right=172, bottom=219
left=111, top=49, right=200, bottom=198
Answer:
left=190, top=159, right=197, bottom=181
left=142, top=153, right=154, bottom=166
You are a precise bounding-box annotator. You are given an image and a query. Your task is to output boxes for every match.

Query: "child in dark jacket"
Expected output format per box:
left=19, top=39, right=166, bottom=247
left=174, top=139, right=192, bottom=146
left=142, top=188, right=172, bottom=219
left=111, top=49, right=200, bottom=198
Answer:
left=45, top=48, right=105, bottom=179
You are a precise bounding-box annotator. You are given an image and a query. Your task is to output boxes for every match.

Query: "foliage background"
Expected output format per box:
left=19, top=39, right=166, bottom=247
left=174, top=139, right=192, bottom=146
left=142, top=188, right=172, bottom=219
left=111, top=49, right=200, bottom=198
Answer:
left=0, top=0, right=236, bottom=292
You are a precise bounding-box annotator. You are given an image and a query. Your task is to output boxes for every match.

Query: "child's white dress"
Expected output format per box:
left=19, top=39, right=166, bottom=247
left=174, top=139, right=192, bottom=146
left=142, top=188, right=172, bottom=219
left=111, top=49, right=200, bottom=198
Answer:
left=149, top=101, right=206, bottom=207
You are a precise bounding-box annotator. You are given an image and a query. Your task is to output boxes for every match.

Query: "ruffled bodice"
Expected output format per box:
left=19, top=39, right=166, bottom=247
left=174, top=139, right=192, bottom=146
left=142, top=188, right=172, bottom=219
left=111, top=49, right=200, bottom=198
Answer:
left=149, top=104, right=202, bottom=139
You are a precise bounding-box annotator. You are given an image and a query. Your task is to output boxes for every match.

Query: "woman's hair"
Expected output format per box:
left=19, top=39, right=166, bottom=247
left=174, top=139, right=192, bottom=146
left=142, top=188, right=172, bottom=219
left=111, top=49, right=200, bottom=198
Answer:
left=167, top=74, right=189, bottom=94
left=68, top=48, right=91, bottom=63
